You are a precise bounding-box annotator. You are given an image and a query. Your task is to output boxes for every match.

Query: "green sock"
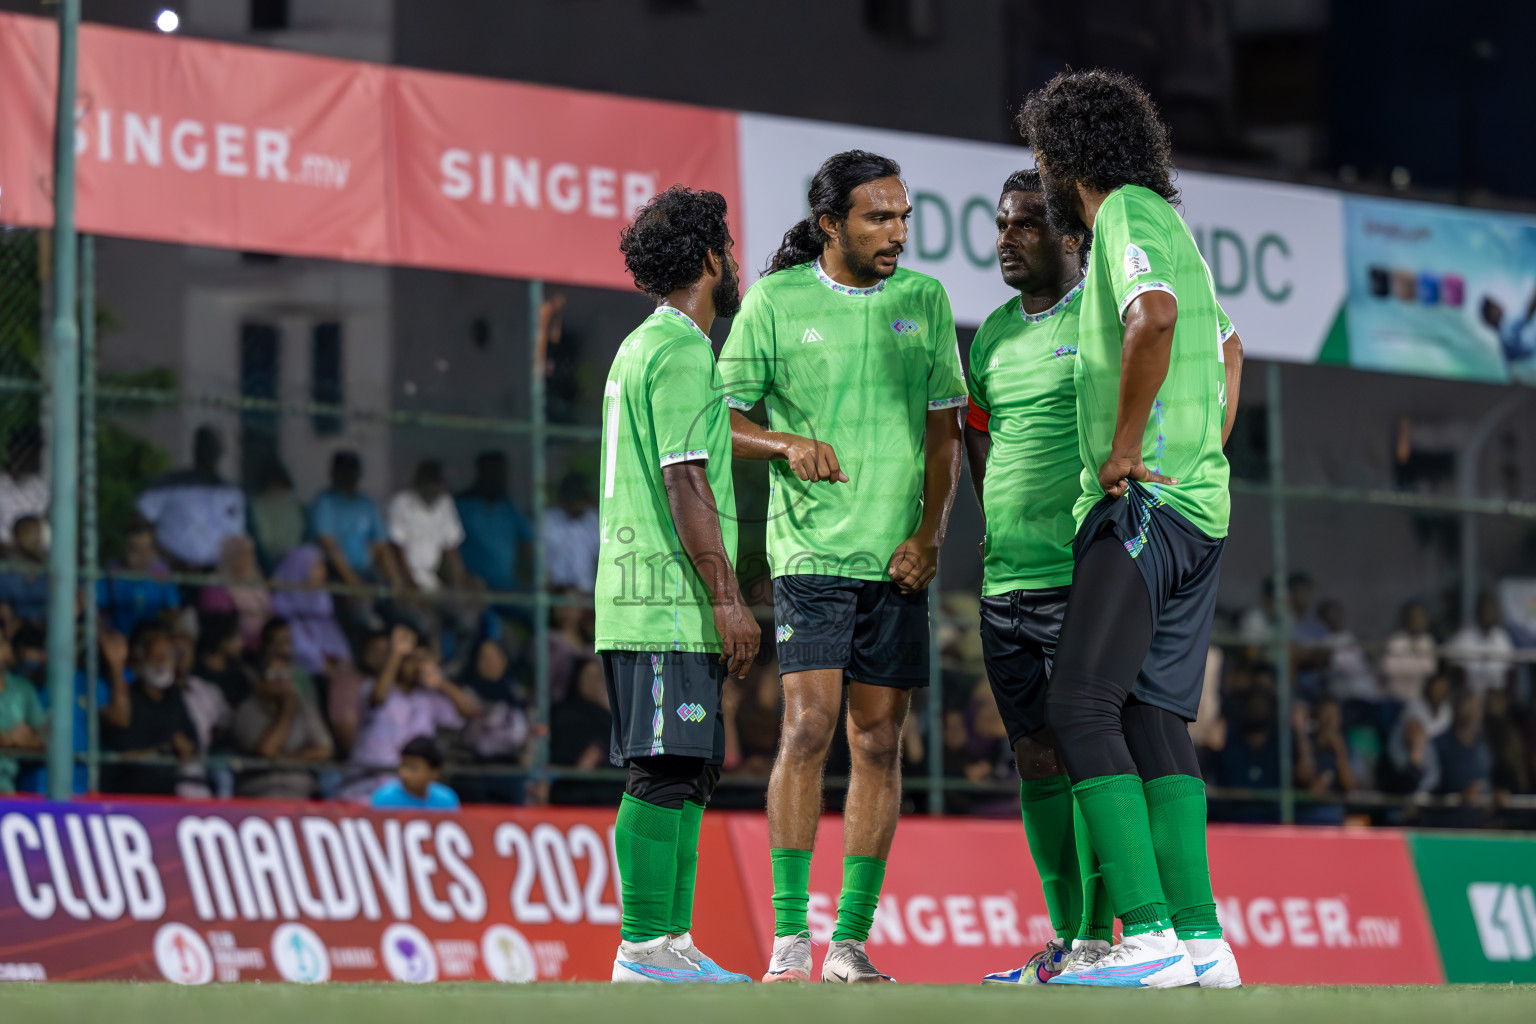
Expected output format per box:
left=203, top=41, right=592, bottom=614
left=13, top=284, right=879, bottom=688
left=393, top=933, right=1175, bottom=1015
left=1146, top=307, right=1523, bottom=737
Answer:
left=770, top=848, right=813, bottom=937
left=1073, top=797, right=1115, bottom=943
left=1144, top=775, right=1222, bottom=940
left=668, top=800, right=705, bottom=935
left=1071, top=774, right=1170, bottom=936
left=832, top=856, right=886, bottom=942
left=1020, top=776, right=1082, bottom=939
left=614, top=794, right=681, bottom=943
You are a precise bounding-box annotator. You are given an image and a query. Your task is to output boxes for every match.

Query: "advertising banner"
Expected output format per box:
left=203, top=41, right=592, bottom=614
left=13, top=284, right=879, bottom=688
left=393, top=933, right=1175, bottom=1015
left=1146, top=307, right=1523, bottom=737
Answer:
left=735, top=112, right=1346, bottom=360
left=1409, top=832, right=1536, bottom=984
left=1340, top=196, right=1536, bottom=386
left=0, top=798, right=757, bottom=983
left=389, top=69, right=740, bottom=290
left=0, top=15, right=391, bottom=262
left=726, top=817, right=1440, bottom=985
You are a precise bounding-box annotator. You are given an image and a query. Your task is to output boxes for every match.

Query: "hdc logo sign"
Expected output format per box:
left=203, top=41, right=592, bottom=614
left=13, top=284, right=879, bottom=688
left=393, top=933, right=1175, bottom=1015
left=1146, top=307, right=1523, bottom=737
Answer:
left=1467, top=883, right=1536, bottom=962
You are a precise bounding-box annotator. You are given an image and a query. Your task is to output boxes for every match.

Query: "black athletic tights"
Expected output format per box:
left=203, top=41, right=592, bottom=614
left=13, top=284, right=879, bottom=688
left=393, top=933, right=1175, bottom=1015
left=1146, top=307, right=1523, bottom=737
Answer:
left=1045, top=529, right=1202, bottom=784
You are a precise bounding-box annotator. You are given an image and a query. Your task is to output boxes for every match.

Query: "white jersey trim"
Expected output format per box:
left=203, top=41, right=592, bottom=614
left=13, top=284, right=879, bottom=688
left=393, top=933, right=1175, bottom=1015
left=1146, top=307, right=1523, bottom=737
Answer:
left=928, top=395, right=969, bottom=411
left=659, top=449, right=710, bottom=467
left=1118, top=282, right=1177, bottom=325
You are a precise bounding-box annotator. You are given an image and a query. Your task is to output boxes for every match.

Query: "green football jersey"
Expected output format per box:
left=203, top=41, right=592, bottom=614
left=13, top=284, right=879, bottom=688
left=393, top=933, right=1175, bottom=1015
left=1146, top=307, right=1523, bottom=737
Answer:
left=1075, top=185, right=1236, bottom=539
left=594, top=305, right=737, bottom=653
left=969, top=282, right=1085, bottom=594
left=719, top=260, right=967, bottom=581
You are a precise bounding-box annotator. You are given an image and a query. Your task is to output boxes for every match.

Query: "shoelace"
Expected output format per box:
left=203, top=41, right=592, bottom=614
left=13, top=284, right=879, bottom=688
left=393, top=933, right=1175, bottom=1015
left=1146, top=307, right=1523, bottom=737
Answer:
left=839, top=944, right=888, bottom=979
left=768, top=937, right=809, bottom=971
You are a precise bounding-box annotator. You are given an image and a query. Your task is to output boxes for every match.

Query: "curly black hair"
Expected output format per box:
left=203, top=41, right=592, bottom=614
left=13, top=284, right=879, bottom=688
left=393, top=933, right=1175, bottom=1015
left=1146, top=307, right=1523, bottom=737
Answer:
left=619, top=185, right=732, bottom=299
left=1016, top=69, right=1179, bottom=206
left=765, top=150, right=901, bottom=275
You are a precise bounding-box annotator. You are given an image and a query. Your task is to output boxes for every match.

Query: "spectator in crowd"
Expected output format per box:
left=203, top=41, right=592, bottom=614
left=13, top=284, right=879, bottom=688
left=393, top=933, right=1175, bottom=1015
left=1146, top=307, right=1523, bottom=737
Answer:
left=194, top=614, right=254, bottom=708
left=0, top=434, right=47, bottom=548
left=198, top=535, right=271, bottom=650
left=1430, top=690, right=1494, bottom=828
left=0, top=514, right=50, bottom=628
left=548, top=657, right=611, bottom=804
left=1382, top=600, right=1438, bottom=704
left=1215, top=689, right=1282, bottom=816
left=0, top=630, right=46, bottom=794
left=543, top=471, right=599, bottom=592
left=452, top=625, right=531, bottom=804
left=455, top=451, right=534, bottom=596
left=1287, top=573, right=1330, bottom=702
left=1320, top=599, right=1380, bottom=704
left=270, top=546, right=353, bottom=675
left=346, top=626, right=481, bottom=799
left=257, top=618, right=317, bottom=702
left=1382, top=712, right=1439, bottom=798
left=329, top=629, right=389, bottom=757
left=247, top=460, right=306, bottom=571
left=370, top=736, right=460, bottom=810
left=1294, top=698, right=1357, bottom=824
left=1483, top=688, right=1530, bottom=797
left=170, top=626, right=230, bottom=799
left=546, top=587, right=596, bottom=706
left=230, top=651, right=334, bottom=799
left=1447, top=593, right=1514, bottom=696
left=21, top=629, right=112, bottom=796
left=98, top=521, right=181, bottom=637
left=7, top=624, right=45, bottom=686
left=101, top=625, right=197, bottom=795
left=1238, top=576, right=1278, bottom=652
left=310, top=451, right=397, bottom=590
left=1404, top=669, right=1456, bottom=740
left=389, top=459, right=471, bottom=594
left=135, top=426, right=245, bottom=570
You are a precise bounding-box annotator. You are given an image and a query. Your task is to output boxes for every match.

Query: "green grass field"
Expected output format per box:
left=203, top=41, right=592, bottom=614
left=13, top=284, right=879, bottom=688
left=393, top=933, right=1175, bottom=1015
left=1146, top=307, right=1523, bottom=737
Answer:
left=4, top=983, right=1535, bottom=1024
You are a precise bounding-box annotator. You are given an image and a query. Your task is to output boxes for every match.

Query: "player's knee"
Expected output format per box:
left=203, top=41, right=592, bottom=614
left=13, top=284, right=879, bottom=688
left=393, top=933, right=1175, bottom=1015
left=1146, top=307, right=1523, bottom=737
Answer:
left=780, top=704, right=837, bottom=762
left=1045, top=678, right=1116, bottom=746
left=847, top=718, right=901, bottom=767
left=1014, top=731, right=1064, bottom=780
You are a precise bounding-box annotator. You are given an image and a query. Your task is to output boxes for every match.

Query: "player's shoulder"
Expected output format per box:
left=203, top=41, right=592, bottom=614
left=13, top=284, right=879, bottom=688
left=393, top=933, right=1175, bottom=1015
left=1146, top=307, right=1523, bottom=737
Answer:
left=889, top=265, right=950, bottom=300
left=623, top=310, right=708, bottom=365
left=971, top=295, right=1021, bottom=353
left=1106, top=184, right=1179, bottom=226
left=743, top=261, right=817, bottom=300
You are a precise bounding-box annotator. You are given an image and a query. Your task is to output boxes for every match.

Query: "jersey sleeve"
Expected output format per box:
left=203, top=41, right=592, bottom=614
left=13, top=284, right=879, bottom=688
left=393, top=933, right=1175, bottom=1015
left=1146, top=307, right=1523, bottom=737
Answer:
left=1216, top=300, right=1236, bottom=343
left=925, top=284, right=968, bottom=410
left=1101, top=191, right=1178, bottom=324
left=718, top=283, right=774, bottom=411
left=649, top=338, right=722, bottom=466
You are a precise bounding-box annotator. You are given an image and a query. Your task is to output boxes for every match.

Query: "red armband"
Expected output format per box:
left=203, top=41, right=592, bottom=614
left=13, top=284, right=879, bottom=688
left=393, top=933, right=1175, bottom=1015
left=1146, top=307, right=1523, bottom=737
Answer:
left=966, top=397, right=990, bottom=433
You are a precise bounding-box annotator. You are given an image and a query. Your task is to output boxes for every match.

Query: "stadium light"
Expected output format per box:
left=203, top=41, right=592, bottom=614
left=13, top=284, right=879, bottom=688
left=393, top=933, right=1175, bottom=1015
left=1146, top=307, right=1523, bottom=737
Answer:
left=155, top=9, right=180, bottom=33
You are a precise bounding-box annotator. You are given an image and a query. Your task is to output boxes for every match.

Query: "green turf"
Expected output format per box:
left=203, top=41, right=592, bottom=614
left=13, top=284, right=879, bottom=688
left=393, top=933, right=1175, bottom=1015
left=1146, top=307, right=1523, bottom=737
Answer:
left=3, top=983, right=1535, bottom=1024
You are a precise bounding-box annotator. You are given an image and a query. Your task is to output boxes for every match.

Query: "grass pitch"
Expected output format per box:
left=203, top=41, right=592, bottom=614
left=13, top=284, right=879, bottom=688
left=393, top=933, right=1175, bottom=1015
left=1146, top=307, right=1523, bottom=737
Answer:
left=4, top=983, right=1536, bottom=1024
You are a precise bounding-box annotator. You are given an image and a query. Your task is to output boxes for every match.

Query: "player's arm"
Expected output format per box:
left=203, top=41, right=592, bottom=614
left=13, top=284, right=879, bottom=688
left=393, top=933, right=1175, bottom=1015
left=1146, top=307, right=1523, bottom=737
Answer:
left=1222, top=330, right=1244, bottom=447
left=728, top=410, right=847, bottom=483
left=888, top=406, right=963, bottom=593
left=663, top=461, right=760, bottom=678
left=963, top=399, right=991, bottom=506
left=1101, top=290, right=1179, bottom=498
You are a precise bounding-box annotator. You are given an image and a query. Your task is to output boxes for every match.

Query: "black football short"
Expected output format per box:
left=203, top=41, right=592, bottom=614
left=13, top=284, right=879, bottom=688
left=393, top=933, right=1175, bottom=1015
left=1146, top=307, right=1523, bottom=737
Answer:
left=772, top=574, right=930, bottom=687
left=601, top=650, right=725, bottom=766
left=978, top=586, right=1070, bottom=746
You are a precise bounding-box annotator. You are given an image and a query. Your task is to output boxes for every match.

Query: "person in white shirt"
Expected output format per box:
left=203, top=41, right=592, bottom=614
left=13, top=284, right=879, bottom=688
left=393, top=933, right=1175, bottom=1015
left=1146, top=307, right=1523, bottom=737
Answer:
left=0, top=440, right=47, bottom=548
left=543, top=471, right=599, bottom=592
left=1446, top=594, right=1515, bottom=696
left=135, top=426, right=245, bottom=569
left=388, top=460, right=471, bottom=594
left=1381, top=600, right=1437, bottom=704
left=1320, top=599, right=1379, bottom=703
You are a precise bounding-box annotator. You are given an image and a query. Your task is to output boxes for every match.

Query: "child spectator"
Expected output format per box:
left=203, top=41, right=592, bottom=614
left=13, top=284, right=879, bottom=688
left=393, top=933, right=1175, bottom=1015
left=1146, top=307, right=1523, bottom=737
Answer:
left=198, top=535, right=272, bottom=650
left=369, top=736, right=460, bottom=810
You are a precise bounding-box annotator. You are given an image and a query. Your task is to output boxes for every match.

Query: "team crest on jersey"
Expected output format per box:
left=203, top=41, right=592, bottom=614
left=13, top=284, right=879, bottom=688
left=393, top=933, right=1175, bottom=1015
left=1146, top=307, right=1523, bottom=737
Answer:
left=801, top=328, right=823, bottom=344
left=776, top=624, right=795, bottom=642
left=890, top=318, right=921, bottom=335
left=1053, top=345, right=1078, bottom=358
left=1124, top=243, right=1152, bottom=280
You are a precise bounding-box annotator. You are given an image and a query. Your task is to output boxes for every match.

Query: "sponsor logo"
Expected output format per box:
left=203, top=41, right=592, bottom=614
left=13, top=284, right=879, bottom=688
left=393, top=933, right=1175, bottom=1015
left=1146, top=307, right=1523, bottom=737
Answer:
left=382, top=923, right=439, bottom=983
left=1124, top=243, right=1151, bottom=279
left=1215, top=896, right=1401, bottom=949
left=0, top=963, right=46, bottom=981
left=801, top=328, right=823, bottom=344
left=890, top=318, right=921, bottom=335
left=776, top=624, right=795, bottom=642
left=1468, top=883, right=1536, bottom=962
left=481, top=924, right=539, bottom=983
left=154, top=923, right=215, bottom=985
left=676, top=703, right=707, bottom=723
left=271, top=923, right=331, bottom=983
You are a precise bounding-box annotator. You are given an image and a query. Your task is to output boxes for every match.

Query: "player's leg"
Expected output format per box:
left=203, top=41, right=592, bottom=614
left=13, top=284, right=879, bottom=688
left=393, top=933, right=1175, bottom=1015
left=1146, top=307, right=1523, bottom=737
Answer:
left=1045, top=532, right=1194, bottom=988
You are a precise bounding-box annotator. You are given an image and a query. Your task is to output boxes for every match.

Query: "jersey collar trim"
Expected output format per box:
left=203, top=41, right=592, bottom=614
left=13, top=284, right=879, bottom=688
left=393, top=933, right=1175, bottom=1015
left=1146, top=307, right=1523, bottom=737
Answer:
left=1017, top=279, right=1084, bottom=324
left=814, top=258, right=887, bottom=297
left=653, top=303, right=709, bottom=339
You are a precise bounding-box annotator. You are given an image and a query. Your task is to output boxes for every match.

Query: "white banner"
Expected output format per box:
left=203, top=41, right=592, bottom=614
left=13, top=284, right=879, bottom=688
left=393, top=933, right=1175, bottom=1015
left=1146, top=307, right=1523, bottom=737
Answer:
left=737, top=112, right=1345, bottom=362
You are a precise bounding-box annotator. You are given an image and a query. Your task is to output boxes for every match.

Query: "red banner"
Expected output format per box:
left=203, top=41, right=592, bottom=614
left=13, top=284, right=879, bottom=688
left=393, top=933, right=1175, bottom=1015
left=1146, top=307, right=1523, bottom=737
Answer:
left=0, top=798, right=756, bottom=983
left=0, top=14, right=740, bottom=289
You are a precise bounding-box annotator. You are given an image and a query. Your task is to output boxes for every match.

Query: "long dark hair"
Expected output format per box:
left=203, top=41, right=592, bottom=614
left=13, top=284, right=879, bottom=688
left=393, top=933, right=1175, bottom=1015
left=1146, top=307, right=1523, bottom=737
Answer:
left=764, top=150, right=902, bottom=275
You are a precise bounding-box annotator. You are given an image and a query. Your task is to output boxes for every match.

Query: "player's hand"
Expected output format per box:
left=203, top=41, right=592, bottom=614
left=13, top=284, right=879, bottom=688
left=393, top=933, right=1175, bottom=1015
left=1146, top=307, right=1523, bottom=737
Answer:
left=712, top=596, right=761, bottom=679
left=1096, top=449, right=1175, bottom=499
left=887, top=535, right=939, bottom=593
left=778, top=435, right=849, bottom=483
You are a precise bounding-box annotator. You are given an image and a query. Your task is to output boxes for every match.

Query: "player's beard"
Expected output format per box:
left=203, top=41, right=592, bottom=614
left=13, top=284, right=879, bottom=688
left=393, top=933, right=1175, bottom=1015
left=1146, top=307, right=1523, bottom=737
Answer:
left=713, top=259, right=742, bottom=318
left=840, top=240, right=902, bottom=282
left=1039, top=165, right=1089, bottom=239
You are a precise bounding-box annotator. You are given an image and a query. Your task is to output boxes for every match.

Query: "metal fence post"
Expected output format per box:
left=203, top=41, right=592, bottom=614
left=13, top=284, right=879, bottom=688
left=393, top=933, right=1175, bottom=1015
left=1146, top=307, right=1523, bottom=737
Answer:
left=927, top=575, right=944, bottom=815
left=1266, top=362, right=1294, bottom=825
left=529, top=280, right=550, bottom=792
left=81, top=234, right=99, bottom=795
left=44, top=0, right=82, bottom=803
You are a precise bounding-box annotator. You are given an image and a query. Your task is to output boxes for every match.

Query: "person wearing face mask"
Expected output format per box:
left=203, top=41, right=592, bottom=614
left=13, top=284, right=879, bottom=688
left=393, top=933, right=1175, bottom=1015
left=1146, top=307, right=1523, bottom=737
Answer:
left=101, top=625, right=197, bottom=795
